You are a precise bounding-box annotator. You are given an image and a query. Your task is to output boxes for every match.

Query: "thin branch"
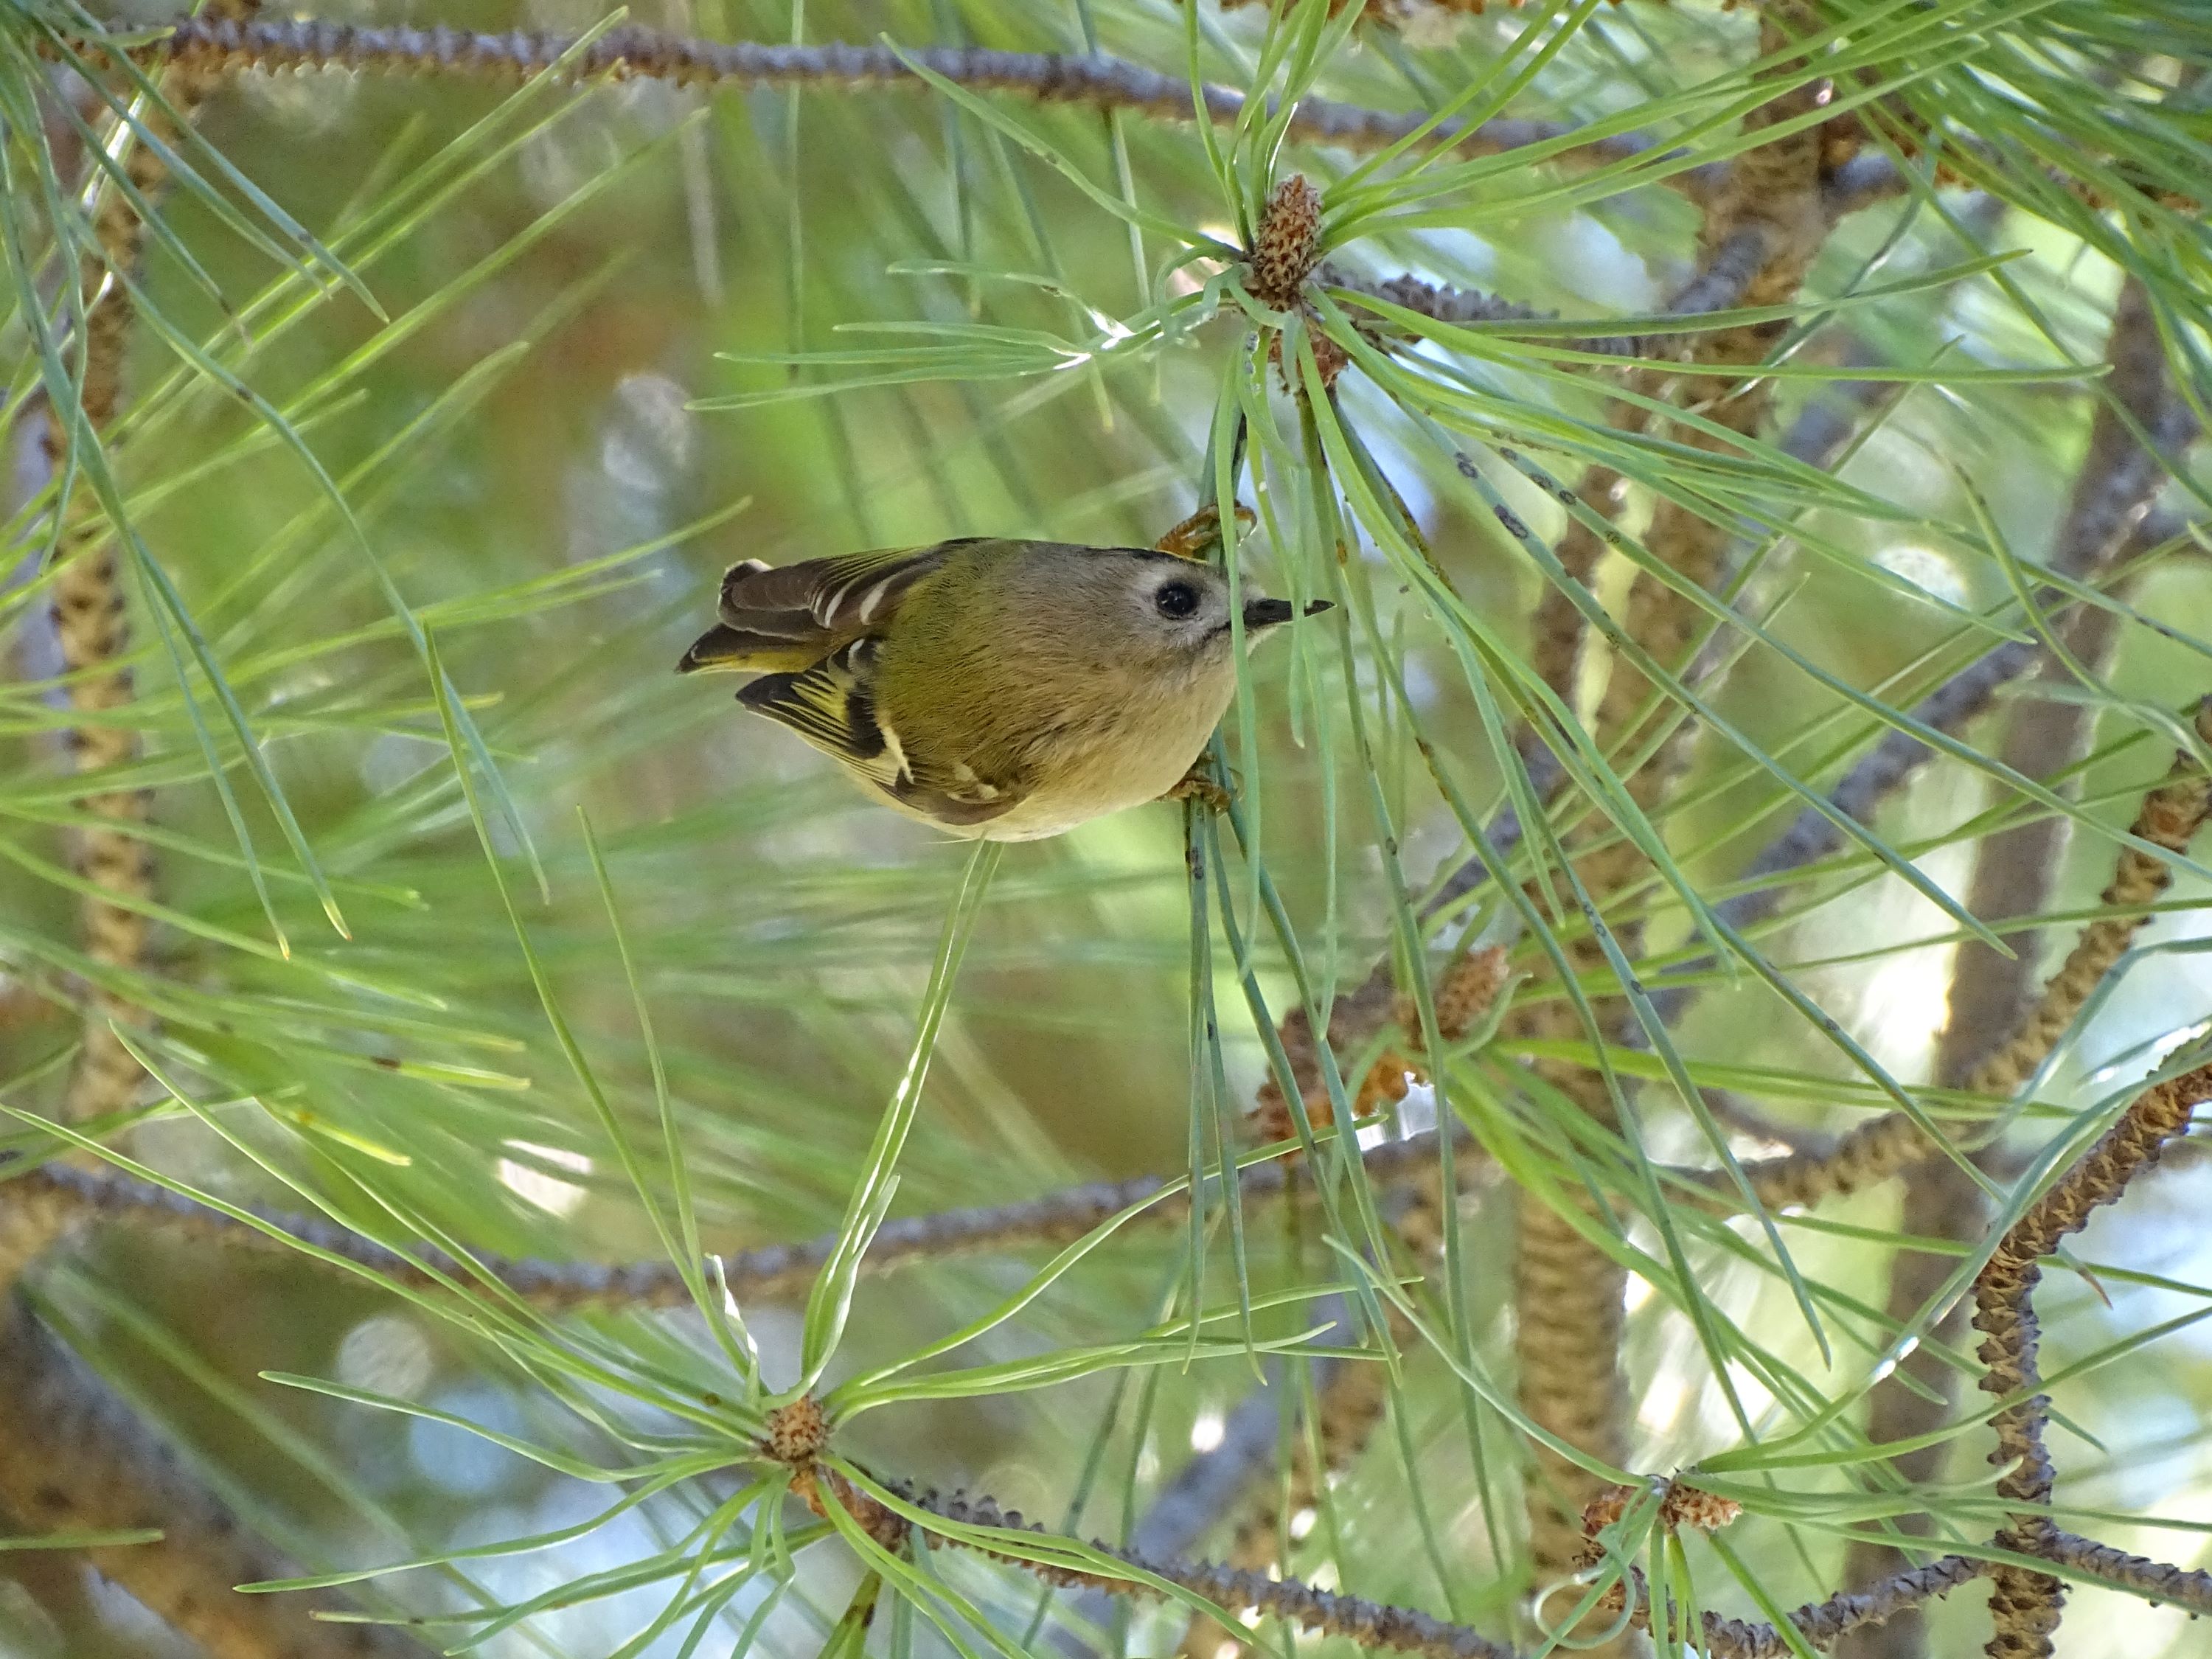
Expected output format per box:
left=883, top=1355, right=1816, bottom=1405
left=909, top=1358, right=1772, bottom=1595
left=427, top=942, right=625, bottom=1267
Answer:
left=896, top=1481, right=1521, bottom=1659
left=2026, top=1531, right=2212, bottom=1618
left=1328, top=228, right=1765, bottom=361
left=1, top=1129, right=1463, bottom=1308
left=894, top=1485, right=2101, bottom=1659
left=1602, top=1551, right=1989, bottom=1659
left=64, top=14, right=1686, bottom=183
left=1969, top=1062, right=2212, bottom=1658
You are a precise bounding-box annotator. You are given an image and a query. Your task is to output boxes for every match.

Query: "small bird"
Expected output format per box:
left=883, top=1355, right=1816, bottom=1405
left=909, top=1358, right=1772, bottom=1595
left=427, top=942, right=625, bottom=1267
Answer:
left=678, top=537, right=1329, bottom=841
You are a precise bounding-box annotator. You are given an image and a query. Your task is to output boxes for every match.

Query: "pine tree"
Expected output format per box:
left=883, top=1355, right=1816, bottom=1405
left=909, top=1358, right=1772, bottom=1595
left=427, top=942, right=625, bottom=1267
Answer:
left=2, top=3, right=2209, bottom=1657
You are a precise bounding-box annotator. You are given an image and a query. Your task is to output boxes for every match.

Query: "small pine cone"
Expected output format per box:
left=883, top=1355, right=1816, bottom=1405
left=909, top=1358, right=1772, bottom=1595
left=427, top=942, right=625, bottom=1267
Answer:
left=1310, top=330, right=1350, bottom=390
left=1251, top=1004, right=1330, bottom=1147
left=1353, top=1050, right=1413, bottom=1117
left=1249, top=174, right=1323, bottom=311
left=1252, top=1076, right=1310, bottom=1148
left=1388, top=945, right=1511, bottom=1055
left=1433, top=944, right=1510, bottom=1040
left=1658, top=1483, right=1742, bottom=1533
left=1264, top=327, right=1351, bottom=393
left=1581, top=1484, right=1636, bottom=1537
left=763, top=1394, right=829, bottom=1465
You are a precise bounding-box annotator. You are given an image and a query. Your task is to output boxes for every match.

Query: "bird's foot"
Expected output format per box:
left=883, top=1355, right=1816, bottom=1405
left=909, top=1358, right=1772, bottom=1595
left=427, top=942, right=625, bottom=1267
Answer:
left=1161, top=764, right=1234, bottom=815
left=1152, top=501, right=1257, bottom=561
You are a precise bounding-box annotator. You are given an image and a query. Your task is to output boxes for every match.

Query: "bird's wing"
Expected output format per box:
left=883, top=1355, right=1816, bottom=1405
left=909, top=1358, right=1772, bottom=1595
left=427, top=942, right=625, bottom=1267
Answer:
left=678, top=540, right=979, bottom=672
left=734, top=638, right=1018, bottom=829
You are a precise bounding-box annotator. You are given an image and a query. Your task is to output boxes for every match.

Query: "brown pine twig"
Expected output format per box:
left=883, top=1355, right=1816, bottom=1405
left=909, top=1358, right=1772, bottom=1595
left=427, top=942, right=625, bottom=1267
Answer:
left=2, top=1127, right=1470, bottom=1310
left=1585, top=1548, right=1989, bottom=1659
left=1969, top=1062, right=2212, bottom=1658
left=2025, top=1531, right=2212, bottom=1618
left=59, top=14, right=1693, bottom=187
left=1170, top=1303, right=1402, bottom=1659
left=891, top=1481, right=1523, bottom=1659
left=902, top=1478, right=2134, bottom=1659
left=917, top=1478, right=2212, bottom=1659
left=1327, top=266, right=1790, bottom=365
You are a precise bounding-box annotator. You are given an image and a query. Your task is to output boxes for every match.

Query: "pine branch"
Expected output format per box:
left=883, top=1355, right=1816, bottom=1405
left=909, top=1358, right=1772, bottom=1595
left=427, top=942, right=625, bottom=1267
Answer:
left=59, top=13, right=1682, bottom=181
left=898, top=1480, right=1525, bottom=1659
left=912, top=1477, right=2150, bottom=1659
left=1, top=1129, right=1463, bottom=1308
left=2025, top=1532, right=2212, bottom=1618
left=875, top=1480, right=2203, bottom=1659
left=1602, top=1550, right=1987, bottom=1659
left=1326, top=231, right=1767, bottom=363
left=0, top=1298, right=434, bottom=1657
left=1970, top=1062, right=2212, bottom=1657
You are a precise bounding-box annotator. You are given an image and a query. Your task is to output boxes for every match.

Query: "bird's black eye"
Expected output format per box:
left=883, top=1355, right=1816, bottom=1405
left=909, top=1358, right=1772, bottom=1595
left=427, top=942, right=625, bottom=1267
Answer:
left=1155, top=580, right=1200, bottom=619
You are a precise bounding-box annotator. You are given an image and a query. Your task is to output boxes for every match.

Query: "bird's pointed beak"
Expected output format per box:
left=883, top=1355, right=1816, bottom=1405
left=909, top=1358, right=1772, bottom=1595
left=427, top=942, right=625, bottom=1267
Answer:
left=677, top=624, right=752, bottom=673
left=1242, top=597, right=1333, bottom=630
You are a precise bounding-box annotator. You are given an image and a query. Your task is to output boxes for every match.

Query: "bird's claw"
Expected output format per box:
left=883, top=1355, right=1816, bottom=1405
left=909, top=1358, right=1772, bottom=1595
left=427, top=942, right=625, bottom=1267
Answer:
left=1161, top=765, right=1234, bottom=815
left=1152, top=501, right=1258, bottom=561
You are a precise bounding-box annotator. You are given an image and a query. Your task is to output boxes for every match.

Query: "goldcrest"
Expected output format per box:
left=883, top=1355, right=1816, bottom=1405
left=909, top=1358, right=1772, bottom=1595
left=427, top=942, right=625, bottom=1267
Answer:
left=678, top=538, right=1328, bottom=841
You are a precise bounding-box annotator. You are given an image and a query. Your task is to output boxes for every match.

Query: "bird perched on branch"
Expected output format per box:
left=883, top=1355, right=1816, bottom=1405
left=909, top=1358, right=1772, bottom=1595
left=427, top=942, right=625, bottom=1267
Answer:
left=678, top=536, right=1328, bottom=841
